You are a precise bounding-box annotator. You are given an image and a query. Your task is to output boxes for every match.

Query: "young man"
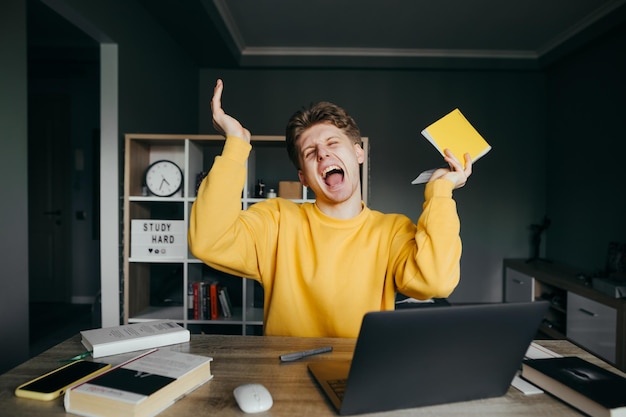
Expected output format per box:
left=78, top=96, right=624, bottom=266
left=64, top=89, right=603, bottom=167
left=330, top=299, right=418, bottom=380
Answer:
left=189, top=79, right=472, bottom=337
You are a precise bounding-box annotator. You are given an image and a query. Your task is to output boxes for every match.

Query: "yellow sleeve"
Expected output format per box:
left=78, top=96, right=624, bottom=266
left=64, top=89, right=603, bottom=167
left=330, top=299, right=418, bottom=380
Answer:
left=188, top=136, right=260, bottom=278
left=395, top=178, right=461, bottom=299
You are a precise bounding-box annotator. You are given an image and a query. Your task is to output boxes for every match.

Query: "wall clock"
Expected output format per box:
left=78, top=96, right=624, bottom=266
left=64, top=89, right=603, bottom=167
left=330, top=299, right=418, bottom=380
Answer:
left=144, top=160, right=183, bottom=197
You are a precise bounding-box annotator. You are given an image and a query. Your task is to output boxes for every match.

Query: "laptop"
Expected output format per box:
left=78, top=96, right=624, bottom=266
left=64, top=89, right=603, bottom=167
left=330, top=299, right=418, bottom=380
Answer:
left=308, top=301, right=549, bottom=415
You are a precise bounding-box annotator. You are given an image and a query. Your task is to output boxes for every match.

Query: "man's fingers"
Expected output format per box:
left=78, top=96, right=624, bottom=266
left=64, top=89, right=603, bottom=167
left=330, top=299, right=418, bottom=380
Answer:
left=462, top=153, right=473, bottom=177
left=211, top=79, right=224, bottom=113
left=211, top=79, right=226, bottom=135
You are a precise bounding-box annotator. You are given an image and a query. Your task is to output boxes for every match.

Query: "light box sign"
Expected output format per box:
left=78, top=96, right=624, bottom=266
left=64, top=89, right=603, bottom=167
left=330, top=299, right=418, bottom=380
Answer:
left=131, top=220, right=186, bottom=259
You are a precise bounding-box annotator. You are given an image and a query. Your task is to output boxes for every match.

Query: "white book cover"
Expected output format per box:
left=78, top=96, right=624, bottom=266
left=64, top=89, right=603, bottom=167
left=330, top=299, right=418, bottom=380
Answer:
left=81, top=320, right=190, bottom=358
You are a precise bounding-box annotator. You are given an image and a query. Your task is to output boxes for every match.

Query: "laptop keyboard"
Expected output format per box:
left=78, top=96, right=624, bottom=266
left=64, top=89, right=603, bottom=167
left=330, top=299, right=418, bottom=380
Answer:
left=327, top=378, right=347, bottom=400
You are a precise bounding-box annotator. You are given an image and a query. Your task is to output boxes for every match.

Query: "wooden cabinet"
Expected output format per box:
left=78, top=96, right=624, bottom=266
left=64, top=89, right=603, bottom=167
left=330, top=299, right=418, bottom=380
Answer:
left=123, top=134, right=369, bottom=335
left=504, top=265, right=567, bottom=337
left=503, top=259, right=626, bottom=371
left=504, top=267, right=535, bottom=303
left=567, top=292, right=617, bottom=363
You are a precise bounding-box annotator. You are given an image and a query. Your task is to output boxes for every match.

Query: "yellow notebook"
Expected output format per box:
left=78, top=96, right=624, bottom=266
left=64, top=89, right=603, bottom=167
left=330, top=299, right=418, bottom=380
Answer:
left=412, top=108, right=491, bottom=184
left=422, top=108, right=491, bottom=167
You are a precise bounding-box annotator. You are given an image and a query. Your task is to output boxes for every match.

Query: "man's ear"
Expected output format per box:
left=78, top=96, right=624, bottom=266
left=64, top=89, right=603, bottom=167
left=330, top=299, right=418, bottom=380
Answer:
left=354, top=143, right=365, bottom=164
left=298, top=170, right=308, bottom=187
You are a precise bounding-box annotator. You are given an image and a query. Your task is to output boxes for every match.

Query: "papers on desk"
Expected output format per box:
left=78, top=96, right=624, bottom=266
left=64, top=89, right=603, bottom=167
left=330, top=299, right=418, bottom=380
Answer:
left=525, top=342, right=563, bottom=360
left=512, top=375, right=544, bottom=395
left=512, top=343, right=562, bottom=395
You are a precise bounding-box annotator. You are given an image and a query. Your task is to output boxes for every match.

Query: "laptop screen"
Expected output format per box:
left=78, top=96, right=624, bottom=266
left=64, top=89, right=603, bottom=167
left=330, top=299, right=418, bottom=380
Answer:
left=310, top=301, right=548, bottom=415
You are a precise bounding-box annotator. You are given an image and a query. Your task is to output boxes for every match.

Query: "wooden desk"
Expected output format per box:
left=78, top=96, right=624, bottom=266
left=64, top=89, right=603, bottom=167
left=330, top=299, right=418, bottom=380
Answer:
left=1, top=335, right=624, bottom=416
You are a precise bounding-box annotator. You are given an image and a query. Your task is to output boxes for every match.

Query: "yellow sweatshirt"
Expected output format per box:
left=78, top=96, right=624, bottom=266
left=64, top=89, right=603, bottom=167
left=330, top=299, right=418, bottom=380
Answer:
left=189, top=136, right=461, bottom=337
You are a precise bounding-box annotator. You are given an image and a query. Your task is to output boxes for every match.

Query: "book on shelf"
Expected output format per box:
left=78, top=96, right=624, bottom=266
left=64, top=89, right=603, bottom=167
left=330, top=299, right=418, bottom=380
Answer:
left=192, top=281, right=201, bottom=320
left=522, top=356, right=626, bottom=417
left=81, top=320, right=190, bottom=359
left=218, top=287, right=233, bottom=318
left=193, top=281, right=211, bottom=320
left=187, top=283, right=194, bottom=319
left=64, top=348, right=213, bottom=417
left=209, top=281, right=219, bottom=320
left=412, top=108, right=492, bottom=184
left=191, top=280, right=233, bottom=320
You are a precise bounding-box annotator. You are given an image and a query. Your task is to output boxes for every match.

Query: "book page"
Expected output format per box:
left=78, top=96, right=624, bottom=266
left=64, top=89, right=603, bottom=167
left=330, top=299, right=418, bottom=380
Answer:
left=123, top=349, right=211, bottom=379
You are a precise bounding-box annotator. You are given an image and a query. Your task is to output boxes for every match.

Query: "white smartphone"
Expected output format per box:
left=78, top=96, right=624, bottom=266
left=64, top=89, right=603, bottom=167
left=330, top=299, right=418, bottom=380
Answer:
left=15, top=360, right=111, bottom=401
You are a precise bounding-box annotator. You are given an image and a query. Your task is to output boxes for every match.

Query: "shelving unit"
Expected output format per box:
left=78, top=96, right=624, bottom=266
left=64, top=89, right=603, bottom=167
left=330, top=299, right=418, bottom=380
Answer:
left=503, top=258, right=626, bottom=371
left=123, top=134, right=369, bottom=335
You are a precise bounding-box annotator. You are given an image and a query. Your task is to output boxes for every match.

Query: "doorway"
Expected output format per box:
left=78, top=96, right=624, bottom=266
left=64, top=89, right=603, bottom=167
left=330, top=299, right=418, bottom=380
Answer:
left=27, top=0, right=101, bottom=355
left=28, top=94, right=72, bottom=303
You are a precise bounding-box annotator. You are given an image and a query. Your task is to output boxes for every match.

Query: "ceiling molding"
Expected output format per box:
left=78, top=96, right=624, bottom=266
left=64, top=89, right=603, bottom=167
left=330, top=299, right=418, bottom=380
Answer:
left=210, top=0, right=626, bottom=69
left=209, top=0, right=245, bottom=52
left=535, top=0, right=626, bottom=57
left=241, top=47, right=538, bottom=60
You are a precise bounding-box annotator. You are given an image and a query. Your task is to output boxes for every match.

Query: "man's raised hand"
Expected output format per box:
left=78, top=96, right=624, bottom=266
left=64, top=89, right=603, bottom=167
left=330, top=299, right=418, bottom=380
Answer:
left=211, top=79, right=250, bottom=142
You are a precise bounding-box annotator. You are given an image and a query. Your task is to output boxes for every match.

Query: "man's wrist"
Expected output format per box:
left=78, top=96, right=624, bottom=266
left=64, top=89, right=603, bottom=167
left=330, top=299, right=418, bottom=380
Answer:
left=424, top=178, right=454, bottom=199
left=223, top=135, right=252, bottom=162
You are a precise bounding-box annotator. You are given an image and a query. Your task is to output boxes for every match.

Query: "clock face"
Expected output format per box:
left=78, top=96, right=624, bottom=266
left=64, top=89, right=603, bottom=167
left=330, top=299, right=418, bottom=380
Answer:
left=144, top=160, right=183, bottom=197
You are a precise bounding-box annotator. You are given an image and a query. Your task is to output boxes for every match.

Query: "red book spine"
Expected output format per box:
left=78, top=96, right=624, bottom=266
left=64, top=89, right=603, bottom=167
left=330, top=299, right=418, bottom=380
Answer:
left=210, top=283, right=219, bottom=320
left=193, top=282, right=199, bottom=320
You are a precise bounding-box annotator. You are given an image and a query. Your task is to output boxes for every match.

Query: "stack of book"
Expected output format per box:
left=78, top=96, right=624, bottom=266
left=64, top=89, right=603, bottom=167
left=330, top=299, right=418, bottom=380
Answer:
left=189, top=280, right=233, bottom=320
left=522, top=356, right=626, bottom=417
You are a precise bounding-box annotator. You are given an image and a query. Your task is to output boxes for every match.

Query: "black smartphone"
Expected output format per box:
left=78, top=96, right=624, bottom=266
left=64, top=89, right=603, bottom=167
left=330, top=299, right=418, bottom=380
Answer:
left=15, top=360, right=111, bottom=401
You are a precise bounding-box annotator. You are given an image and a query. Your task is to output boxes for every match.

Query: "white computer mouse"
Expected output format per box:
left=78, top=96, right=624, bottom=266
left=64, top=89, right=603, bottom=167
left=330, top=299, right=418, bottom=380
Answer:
left=233, top=383, right=273, bottom=413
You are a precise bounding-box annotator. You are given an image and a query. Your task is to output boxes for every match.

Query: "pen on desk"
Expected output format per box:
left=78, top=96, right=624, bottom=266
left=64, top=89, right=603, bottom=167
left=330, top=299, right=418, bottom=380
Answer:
left=279, top=346, right=333, bottom=362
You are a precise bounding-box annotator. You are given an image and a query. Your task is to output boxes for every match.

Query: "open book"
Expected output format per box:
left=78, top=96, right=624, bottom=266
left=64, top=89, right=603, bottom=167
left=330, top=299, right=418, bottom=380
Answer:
left=412, top=108, right=491, bottom=184
left=64, top=349, right=213, bottom=417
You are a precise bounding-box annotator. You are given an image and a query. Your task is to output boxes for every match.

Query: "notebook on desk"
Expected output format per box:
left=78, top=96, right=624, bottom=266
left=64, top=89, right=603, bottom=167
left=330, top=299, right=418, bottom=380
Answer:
left=308, top=301, right=549, bottom=415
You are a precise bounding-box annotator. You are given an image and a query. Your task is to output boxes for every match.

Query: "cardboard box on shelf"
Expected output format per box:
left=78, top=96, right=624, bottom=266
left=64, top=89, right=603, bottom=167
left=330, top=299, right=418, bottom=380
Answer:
left=279, top=181, right=302, bottom=199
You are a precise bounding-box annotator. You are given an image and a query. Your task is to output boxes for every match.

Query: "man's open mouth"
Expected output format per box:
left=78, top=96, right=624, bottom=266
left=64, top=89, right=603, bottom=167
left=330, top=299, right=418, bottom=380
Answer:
left=322, top=165, right=344, bottom=187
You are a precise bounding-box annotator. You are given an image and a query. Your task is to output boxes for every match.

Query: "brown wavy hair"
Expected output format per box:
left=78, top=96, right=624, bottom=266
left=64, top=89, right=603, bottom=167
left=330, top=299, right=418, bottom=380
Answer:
left=285, top=102, right=361, bottom=170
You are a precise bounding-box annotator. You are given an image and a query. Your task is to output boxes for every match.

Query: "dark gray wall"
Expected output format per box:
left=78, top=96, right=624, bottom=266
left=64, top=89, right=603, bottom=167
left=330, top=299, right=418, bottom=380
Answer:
left=60, top=0, right=199, bottom=135
left=0, top=0, right=199, bottom=373
left=0, top=0, right=29, bottom=374
left=30, top=0, right=200, bottom=307
left=40, top=0, right=200, bottom=303
left=546, top=22, right=626, bottom=273
left=198, top=68, right=548, bottom=303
